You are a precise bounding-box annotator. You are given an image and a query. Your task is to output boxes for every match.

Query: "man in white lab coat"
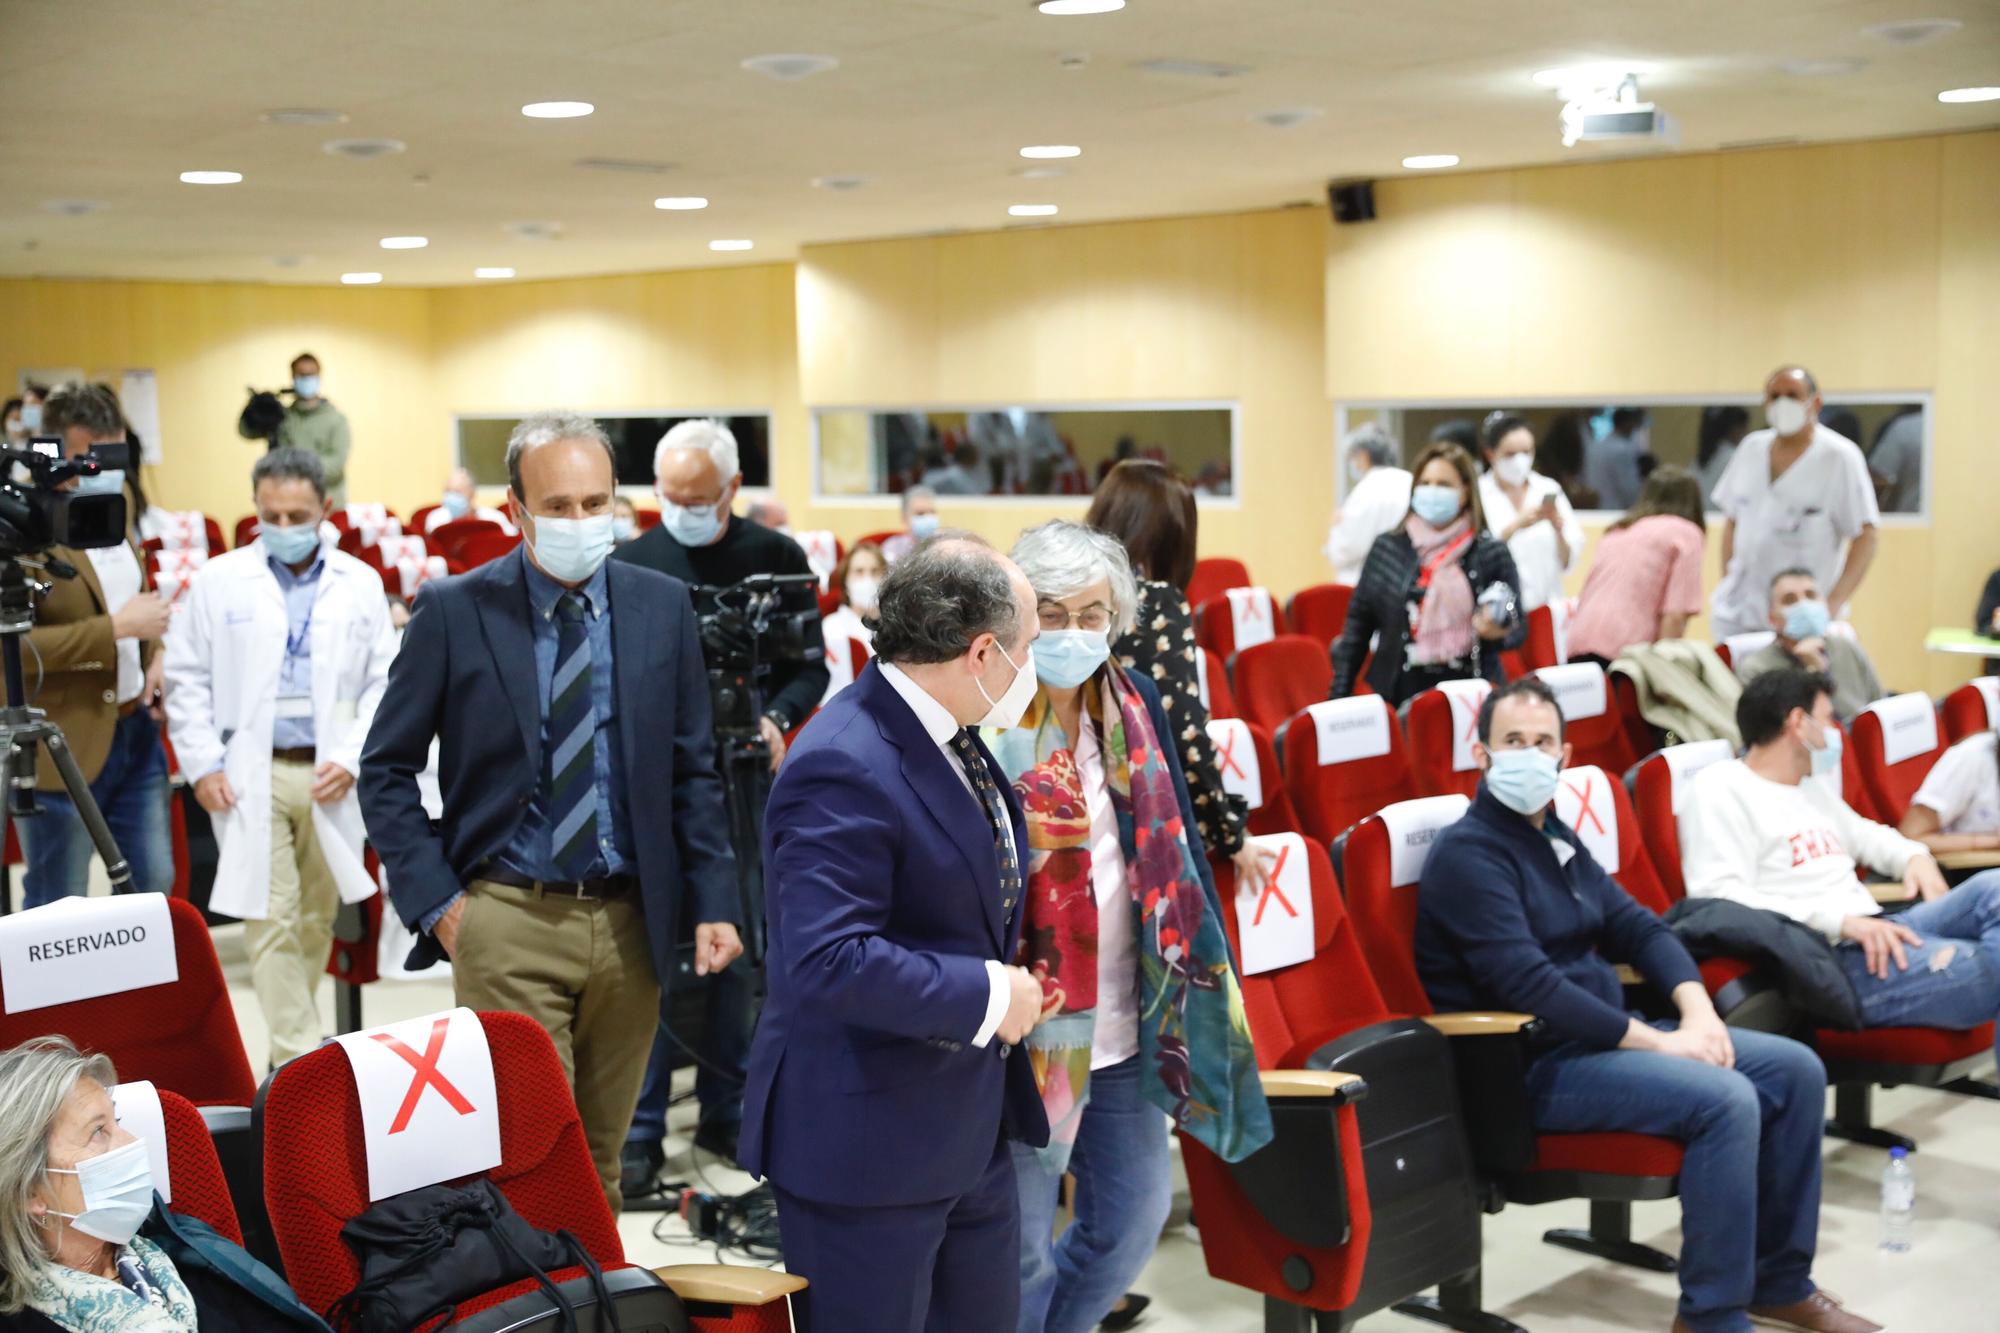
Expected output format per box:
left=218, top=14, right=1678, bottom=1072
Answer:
left=1323, top=421, right=1411, bottom=584
left=165, top=448, right=398, bottom=1068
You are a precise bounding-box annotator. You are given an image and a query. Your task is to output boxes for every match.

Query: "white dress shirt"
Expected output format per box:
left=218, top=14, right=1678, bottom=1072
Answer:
left=84, top=543, right=144, bottom=703
left=1075, top=719, right=1140, bottom=1068
left=877, top=660, right=1018, bottom=1047
left=1326, top=465, right=1412, bottom=584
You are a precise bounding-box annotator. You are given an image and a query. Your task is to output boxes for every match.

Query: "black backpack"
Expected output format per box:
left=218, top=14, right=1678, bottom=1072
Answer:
left=327, top=1179, right=620, bottom=1333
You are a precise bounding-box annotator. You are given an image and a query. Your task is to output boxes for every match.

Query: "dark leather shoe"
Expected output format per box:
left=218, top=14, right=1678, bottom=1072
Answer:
left=1750, top=1289, right=1884, bottom=1333
left=1100, top=1293, right=1151, bottom=1331
left=619, top=1139, right=665, bottom=1197
left=693, top=1121, right=740, bottom=1167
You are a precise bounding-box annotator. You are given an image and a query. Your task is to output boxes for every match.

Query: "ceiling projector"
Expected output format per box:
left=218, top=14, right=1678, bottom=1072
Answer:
left=1559, top=75, right=1677, bottom=148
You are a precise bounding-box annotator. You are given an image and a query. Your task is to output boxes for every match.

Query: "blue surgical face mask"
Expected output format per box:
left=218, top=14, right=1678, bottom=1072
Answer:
left=1410, top=484, right=1463, bottom=527
left=1484, top=746, right=1560, bottom=815
left=72, top=468, right=124, bottom=497
left=293, top=374, right=321, bottom=399
left=1809, top=724, right=1842, bottom=777
left=260, top=520, right=322, bottom=564
left=908, top=512, right=941, bottom=541
left=21, top=403, right=44, bottom=433
left=526, top=512, right=616, bottom=583
left=1782, top=598, right=1829, bottom=641
left=47, top=1138, right=154, bottom=1246
left=612, top=515, right=637, bottom=543
left=1034, top=628, right=1112, bottom=690
left=440, top=491, right=470, bottom=519
left=662, top=500, right=724, bottom=547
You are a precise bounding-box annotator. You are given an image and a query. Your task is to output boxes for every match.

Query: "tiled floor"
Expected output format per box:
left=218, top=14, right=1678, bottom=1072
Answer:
left=222, top=927, right=1994, bottom=1333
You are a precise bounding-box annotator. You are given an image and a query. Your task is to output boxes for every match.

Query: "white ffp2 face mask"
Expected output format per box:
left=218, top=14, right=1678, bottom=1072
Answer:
left=1495, top=453, right=1535, bottom=487
left=47, top=1137, right=154, bottom=1245
left=1766, top=396, right=1811, bottom=438
left=976, top=641, right=1038, bottom=730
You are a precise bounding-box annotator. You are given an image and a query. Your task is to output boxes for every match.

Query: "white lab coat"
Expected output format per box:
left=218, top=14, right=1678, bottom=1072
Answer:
left=1326, top=465, right=1412, bottom=584
left=163, top=541, right=399, bottom=920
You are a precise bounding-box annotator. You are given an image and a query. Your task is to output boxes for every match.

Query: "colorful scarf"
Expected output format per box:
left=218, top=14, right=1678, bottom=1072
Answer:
left=1404, top=513, right=1475, bottom=665
left=25, top=1235, right=199, bottom=1333
left=987, top=665, right=1271, bottom=1172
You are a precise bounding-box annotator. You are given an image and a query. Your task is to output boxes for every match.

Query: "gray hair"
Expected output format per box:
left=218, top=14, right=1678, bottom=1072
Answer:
left=1009, top=520, right=1137, bottom=638
left=505, top=411, right=616, bottom=501
left=900, top=484, right=937, bottom=517
left=653, top=418, right=739, bottom=482
left=0, top=1037, right=117, bottom=1313
left=1343, top=421, right=1398, bottom=469
left=252, top=446, right=327, bottom=502
left=872, top=534, right=1021, bottom=665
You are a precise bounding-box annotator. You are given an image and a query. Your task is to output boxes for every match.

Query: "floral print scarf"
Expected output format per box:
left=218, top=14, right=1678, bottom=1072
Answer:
left=988, top=665, right=1271, bottom=1172
left=25, top=1234, right=198, bottom=1333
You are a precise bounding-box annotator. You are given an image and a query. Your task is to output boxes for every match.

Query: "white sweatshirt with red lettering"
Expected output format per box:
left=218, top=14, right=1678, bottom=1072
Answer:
left=1678, top=758, right=1928, bottom=941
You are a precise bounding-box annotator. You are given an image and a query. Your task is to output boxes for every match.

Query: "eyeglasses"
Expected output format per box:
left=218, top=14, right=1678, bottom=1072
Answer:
left=1038, top=602, right=1112, bottom=633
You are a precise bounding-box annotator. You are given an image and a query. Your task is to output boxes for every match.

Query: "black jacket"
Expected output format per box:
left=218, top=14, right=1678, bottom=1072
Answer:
left=1977, top=568, right=2000, bottom=674
left=1662, top=897, right=1862, bottom=1029
left=1330, top=525, right=1526, bottom=700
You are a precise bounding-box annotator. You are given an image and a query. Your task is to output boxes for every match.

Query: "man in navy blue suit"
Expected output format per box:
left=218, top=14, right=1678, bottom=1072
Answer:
left=741, top=535, right=1051, bottom=1332
left=360, top=411, right=741, bottom=1211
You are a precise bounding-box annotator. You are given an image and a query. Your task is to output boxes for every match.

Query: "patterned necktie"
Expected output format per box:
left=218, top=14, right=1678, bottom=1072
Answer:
left=947, top=728, right=1021, bottom=917
left=545, top=591, right=599, bottom=878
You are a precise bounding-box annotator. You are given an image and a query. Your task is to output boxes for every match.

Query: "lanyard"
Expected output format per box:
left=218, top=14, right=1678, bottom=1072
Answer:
left=284, top=593, right=316, bottom=663
left=1415, top=530, right=1474, bottom=590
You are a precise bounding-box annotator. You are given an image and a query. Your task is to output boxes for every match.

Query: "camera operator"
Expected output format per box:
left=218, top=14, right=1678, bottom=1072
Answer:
left=275, top=352, right=351, bottom=506
left=613, top=418, right=827, bottom=1188
left=17, top=383, right=174, bottom=908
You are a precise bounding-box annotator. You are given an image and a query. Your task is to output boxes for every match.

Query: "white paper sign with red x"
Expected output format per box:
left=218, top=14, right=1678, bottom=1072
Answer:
left=1554, top=766, right=1619, bottom=874
left=1234, top=832, right=1315, bottom=975
left=1226, top=586, right=1276, bottom=651
left=1437, top=679, right=1492, bottom=772
left=1205, top=718, right=1264, bottom=810
left=334, top=1006, right=501, bottom=1201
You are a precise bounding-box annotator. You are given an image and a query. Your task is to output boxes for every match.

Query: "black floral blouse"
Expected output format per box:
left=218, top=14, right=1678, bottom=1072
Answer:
left=1114, top=579, right=1248, bottom=857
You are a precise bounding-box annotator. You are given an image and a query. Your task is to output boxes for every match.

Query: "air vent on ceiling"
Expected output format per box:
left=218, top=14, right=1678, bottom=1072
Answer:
left=504, top=220, right=564, bottom=241
left=1253, top=107, right=1323, bottom=129
left=1862, top=18, right=1961, bottom=45
left=575, top=157, right=676, bottom=174
left=1134, top=58, right=1251, bottom=79
left=742, top=53, right=839, bottom=81
left=40, top=199, right=106, bottom=216
left=263, top=108, right=348, bottom=126
left=323, top=138, right=407, bottom=160
left=811, top=175, right=871, bottom=191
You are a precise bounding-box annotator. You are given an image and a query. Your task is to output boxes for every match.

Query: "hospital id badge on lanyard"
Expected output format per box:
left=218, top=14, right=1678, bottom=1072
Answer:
left=276, top=695, right=313, bottom=720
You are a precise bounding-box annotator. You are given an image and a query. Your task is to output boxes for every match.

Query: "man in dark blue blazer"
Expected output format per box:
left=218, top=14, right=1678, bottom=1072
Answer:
left=359, top=412, right=740, bottom=1210
left=741, top=535, right=1051, bottom=1333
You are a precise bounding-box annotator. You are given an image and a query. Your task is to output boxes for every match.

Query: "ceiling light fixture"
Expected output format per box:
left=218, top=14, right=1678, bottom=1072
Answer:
left=654, top=196, right=709, bottom=210
left=323, top=138, right=407, bottom=160
left=379, top=235, right=428, bottom=249
left=1253, top=107, right=1323, bottom=129
left=261, top=108, right=347, bottom=126
left=40, top=199, right=107, bottom=216
left=1016, top=166, right=1067, bottom=180
left=1037, top=0, right=1125, bottom=13
left=1938, top=86, right=2000, bottom=103
left=812, top=175, right=872, bottom=191
left=709, top=239, right=754, bottom=251
left=474, top=267, right=516, bottom=279
left=741, top=54, right=839, bottom=81
left=1401, top=154, right=1460, bottom=170
left=179, top=170, right=242, bottom=185
left=1008, top=203, right=1059, bottom=217
left=1863, top=18, right=1962, bottom=45
left=1019, top=145, right=1081, bottom=159
left=340, top=272, right=383, bottom=285
left=521, top=101, right=594, bottom=119
left=1532, top=61, right=1655, bottom=96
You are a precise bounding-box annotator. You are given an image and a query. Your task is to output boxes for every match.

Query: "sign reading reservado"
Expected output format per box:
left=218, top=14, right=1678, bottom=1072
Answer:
left=0, top=894, right=178, bottom=1014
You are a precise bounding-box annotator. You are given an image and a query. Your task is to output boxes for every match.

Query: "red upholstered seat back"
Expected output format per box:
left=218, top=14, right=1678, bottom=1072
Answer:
left=1195, top=587, right=1287, bottom=659
left=261, top=1011, right=624, bottom=1317
left=1205, top=719, right=1302, bottom=837
left=1334, top=796, right=1470, bottom=1018
left=1198, top=648, right=1237, bottom=721
left=1832, top=718, right=1880, bottom=823
left=1534, top=663, right=1638, bottom=777
left=429, top=516, right=507, bottom=564
left=1399, top=682, right=1491, bottom=800
left=1232, top=636, right=1333, bottom=734
left=0, top=898, right=255, bottom=1107
left=1849, top=693, right=1945, bottom=825
left=1185, top=557, right=1250, bottom=612
left=1554, top=765, right=1671, bottom=914
left=156, top=1087, right=243, bottom=1245
left=1501, top=603, right=1563, bottom=680
left=1627, top=740, right=1735, bottom=903
left=1940, top=678, right=2000, bottom=744
left=1284, top=583, right=1352, bottom=651
left=232, top=514, right=259, bottom=549
left=1279, top=698, right=1416, bottom=845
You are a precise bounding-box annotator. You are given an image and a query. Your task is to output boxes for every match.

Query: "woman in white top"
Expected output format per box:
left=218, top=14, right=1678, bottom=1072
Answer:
left=1477, top=412, right=1581, bottom=612
left=1900, top=727, right=2000, bottom=854
left=818, top=541, right=884, bottom=704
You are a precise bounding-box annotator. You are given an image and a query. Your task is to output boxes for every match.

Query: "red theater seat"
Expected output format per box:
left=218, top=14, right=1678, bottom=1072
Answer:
left=1553, top=765, right=1671, bottom=914
left=1534, top=663, right=1638, bottom=777
left=154, top=1086, right=244, bottom=1245
left=232, top=514, right=259, bottom=549
left=1195, top=586, right=1287, bottom=660
left=1626, top=740, right=1736, bottom=904
left=1848, top=692, right=1945, bottom=825
left=1500, top=603, right=1564, bottom=680
left=1185, top=556, right=1250, bottom=611
left=1284, top=583, right=1352, bottom=650
left=429, top=516, right=508, bottom=565
left=1197, top=648, right=1237, bottom=722
left=1277, top=697, right=1415, bottom=845
left=1204, top=718, right=1302, bottom=838
left=1940, top=677, right=1999, bottom=744
left=1400, top=681, right=1492, bottom=800
left=1232, top=635, right=1333, bottom=734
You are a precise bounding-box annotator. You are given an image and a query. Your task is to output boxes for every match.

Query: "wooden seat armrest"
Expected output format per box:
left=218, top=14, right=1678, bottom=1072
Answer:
left=1867, top=880, right=1912, bottom=905
left=1935, top=849, right=2000, bottom=871
left=1422, top=1011, right=1538, bottom=1036
left=1259, top=1069, right=1367, bottom=1102
left=653, top=1264, right=807, bottom=1306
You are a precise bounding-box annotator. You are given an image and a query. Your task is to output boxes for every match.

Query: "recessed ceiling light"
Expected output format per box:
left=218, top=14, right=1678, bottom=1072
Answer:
left=1939, top=86, right=2000, bottom=104
left=1532, top=61, right=1654, bottom=94
left=474, top=267, right=516, bottom=279
left=1008, top=203, right=1059, bottom=217
left=740, top=54, right=839, bottom=82
left=1037, top=0, right=1125, bottom=13
left=1253, top=107, right=1323, bottom=129
left=654, top=196, right=709, bottom=210
left=1135, top=58, right=1251, bottom=79
left=40, top=199, right=107, bottom=216
left=1020, top=145, right=1081, bottom=159
left=261, top=108, right=347, bottom=126
left=340, top=272, right=383, bottom=285
left=521, top=101, right=594, bottom=119
left=1779, top=58, right=1867, bottom=77
left=575, top=157, right=675, bottom=174
left=1863, top=18, right=1962, bottom=45
left=323, top=138, right=406, bottom=160
left=1401, top=154, right=1460, bottom=170
left=179, top=170, right=242, bottom=185
left=1015, top=166, right=1067, bottom=180
left=811, top=175, right=872, bottom=191
left=379, top=235, right=428, bottom=249
left=709, top=239, right=754, bottom=252
left=504, top=220, right=563, bottom=240
left=272, top=255, right=307, bottom=268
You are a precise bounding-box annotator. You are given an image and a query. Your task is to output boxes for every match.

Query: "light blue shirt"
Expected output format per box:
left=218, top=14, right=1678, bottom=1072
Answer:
left=268, top=551, right=325, bottom=750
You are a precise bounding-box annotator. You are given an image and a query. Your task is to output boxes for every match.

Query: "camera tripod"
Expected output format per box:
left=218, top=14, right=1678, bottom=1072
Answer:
left=0, top=558, right=134, bottom=914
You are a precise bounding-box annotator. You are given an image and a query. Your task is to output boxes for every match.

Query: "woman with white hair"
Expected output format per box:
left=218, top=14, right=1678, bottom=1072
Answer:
left=989, top=520, right=1270, bottom=1333
left=0, top=1036, right=328, bottom=1331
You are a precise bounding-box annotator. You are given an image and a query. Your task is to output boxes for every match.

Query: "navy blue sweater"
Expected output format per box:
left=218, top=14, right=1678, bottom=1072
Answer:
left=1415, top=785, right=1701, bottom=1050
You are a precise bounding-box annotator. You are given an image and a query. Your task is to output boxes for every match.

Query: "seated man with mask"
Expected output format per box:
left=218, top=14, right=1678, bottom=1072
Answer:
left=1419, top=677, right=1874, bottom=1333
left=1734, top=568, right=1884, bottom=722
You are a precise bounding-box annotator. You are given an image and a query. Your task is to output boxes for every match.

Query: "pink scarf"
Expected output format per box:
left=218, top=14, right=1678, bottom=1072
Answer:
left=1404, top=513, right=1475, bottom=664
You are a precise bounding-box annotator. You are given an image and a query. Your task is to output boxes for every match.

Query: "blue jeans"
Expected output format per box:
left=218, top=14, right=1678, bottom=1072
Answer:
left=1011, top=1056, right=1173, bottom=1333
left=627, top=958, right=754, bottom=1146
left=1844, top=870, right=2000, bottom=1065
left=17, top=710, right=174, bottom=909
left=1526, top=1027, right=1825, bottom=1333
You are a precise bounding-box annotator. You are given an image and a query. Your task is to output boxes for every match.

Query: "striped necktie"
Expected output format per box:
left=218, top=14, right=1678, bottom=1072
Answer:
left=545, top=591, right=600, bottom=878
left=947, top=727, right=1020, bottom=917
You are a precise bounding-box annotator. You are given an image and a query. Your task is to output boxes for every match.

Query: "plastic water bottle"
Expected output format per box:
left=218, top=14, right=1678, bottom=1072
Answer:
left=1879, top=1146, right=1914, bottom=1252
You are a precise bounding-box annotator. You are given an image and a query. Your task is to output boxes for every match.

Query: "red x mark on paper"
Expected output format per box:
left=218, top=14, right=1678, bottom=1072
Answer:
left=1215, top=725, right=1247, bottom=781
left=1252, top=843, right=1298, bottom=926
left=371, top=1016, right=477, bottom=1134
left=1234, top=590, right=1268, bottom=624
left=1563, top=774, right=1606, bottom=837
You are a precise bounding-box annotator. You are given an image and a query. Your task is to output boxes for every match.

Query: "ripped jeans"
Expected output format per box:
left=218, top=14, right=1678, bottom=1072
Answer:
left=1840, top=870, right=2000, bottom=1066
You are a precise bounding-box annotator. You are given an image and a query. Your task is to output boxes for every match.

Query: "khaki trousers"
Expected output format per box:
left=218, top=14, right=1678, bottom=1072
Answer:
left=245, top=758, right=341, bottom=1069
left=451, top=879, right=660, bottom=1214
